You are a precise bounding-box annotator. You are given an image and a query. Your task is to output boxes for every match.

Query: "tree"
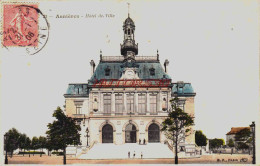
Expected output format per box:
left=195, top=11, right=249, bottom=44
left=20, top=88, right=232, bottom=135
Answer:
left=161, top=97, right=194, bottom=164
left=4, top=128, right=20, bottom=158
left=25, top=137, right=31, bottom=157
left=31, top=136, right=39, bottom=156
left=227, top=139, right=235, bottom=155
left=46, top=107, right=81, bottom=165
left=45, top=139, right=53, bottom=156
left=235, top=128, right=251, bottom=150
left=195, top=130, right=207, bottom=155
left=18, top=133, right=27, bottom=156
left=227, top=139, right=235, bottom=148
left=195, top=131, right=207, bottom=147
left=209, top=138, right=225, bottom=150
left=38, top=136, right=47, bottom=157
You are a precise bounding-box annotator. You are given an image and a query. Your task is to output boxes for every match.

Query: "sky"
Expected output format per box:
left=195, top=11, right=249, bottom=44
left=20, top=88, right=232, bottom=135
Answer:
left=0, top=0, right=259, bottom=143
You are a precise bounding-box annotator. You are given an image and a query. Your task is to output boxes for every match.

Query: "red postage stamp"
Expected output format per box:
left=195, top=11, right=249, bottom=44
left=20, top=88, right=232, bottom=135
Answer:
left=3, top=4, right=39, bottom=47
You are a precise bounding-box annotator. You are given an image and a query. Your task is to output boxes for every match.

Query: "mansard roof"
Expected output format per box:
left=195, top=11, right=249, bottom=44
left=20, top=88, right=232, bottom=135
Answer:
left=172, top=82, right=196, bottom=97
left=88, top=56, right=171, bottom=84
left=64, top=84, right=89, bottom=98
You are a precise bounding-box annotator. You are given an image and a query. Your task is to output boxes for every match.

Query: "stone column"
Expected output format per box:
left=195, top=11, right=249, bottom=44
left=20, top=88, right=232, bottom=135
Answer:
left=134, top=91, right=138, bottom=115
left=111, top=91, right=115, bottom=115
left=158, top=90, right=162, bottom=113
left=123, top=92, right=127, bottom=115
left=146, top=91, right=150, bottom=115
left=100, top=92, right=103, bottom=113
left=98, top=92, right=101, bottom=113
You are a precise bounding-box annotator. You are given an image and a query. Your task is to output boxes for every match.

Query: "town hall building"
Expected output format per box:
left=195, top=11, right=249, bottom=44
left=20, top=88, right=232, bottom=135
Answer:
left=64, top=12, right=196, bottom=157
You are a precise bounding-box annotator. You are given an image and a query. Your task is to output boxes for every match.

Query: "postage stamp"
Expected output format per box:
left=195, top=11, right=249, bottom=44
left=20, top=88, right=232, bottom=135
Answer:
left=1, top=3, right=49, bottom=55
left=3, top=4, right=39, bottom=47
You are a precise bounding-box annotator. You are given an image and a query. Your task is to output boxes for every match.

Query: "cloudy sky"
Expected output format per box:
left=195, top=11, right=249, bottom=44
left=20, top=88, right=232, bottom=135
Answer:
left=1, top=0, right=259, bottom=143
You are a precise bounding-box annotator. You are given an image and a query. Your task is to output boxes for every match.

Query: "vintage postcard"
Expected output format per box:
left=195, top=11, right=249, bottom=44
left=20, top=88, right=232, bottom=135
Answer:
left=0, top=0, right=259, bottom=165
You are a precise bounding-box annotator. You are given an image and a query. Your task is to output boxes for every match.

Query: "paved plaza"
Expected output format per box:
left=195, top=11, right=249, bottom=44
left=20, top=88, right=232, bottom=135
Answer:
left=6, top=154, right=252, bottom=164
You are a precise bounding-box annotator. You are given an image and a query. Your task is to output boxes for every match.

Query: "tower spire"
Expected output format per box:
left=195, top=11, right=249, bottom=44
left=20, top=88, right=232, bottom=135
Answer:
left=127, top=3, right=130, bottom=17
left=120, top=4, right=138, bottom=59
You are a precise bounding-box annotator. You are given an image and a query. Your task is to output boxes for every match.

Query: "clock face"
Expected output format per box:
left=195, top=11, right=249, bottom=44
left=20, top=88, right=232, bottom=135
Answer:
left=126, top=70, right=135, bottom=79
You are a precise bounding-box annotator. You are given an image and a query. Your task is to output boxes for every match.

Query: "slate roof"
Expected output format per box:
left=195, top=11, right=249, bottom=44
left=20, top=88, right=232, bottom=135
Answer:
left=226, top=127, right=250, bottom=135
left=64, top=57, right=196, bottom=97
left=88, top=60, right=171, bottom=84
left=172, top=82, right=196, bottom=97
left=64, top=84, right=89, bottom=97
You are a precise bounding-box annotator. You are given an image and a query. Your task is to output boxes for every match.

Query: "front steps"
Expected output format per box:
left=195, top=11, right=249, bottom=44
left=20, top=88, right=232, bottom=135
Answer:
left=78, top=143, right=174, bottom=159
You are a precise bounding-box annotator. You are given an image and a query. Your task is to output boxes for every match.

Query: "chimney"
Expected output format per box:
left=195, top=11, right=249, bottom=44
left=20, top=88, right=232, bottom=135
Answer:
left=164, top=59, right=169, bottom=74
left=90, top=60, right=96, bottom=76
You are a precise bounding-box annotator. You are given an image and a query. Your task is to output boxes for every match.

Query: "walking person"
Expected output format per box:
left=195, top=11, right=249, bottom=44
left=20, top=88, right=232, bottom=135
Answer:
left=128, top=151, right=130, bottom=158
left=141, top=152, right=143, bottom=159
left=133, top=151, right=135, bottom=159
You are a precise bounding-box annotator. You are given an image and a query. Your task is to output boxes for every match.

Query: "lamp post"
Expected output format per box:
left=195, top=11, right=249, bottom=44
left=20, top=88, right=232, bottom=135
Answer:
left=4, top=133, right=9, bottom=164
left=250, top=121, right=255, bottom=164
left=85, top=128, right=90, bottom=147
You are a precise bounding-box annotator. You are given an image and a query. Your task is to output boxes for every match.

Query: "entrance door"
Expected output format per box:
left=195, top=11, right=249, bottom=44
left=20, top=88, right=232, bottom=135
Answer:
left=125, top=124, right=136, bottom=143
left=148, top=123, right=160, bottom=142
left=102, top=124, right=113, bottom=143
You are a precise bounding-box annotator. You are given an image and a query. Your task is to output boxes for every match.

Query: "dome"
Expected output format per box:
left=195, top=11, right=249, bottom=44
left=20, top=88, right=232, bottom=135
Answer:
left=124, top=17, right=135, bottom=25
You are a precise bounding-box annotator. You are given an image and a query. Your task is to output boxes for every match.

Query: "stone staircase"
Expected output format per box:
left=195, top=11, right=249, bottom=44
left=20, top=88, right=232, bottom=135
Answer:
left=78, top=143, right=174, bottom=159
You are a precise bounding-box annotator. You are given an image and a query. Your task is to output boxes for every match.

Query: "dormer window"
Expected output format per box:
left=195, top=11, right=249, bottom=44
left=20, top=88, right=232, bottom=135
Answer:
left=149, top=68, right=155, bottom=76
left=105, top=66, right=110, bottom=76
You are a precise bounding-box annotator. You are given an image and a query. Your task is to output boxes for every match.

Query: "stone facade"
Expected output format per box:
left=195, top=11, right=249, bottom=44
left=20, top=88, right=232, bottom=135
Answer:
left=64, top=14, right=196, bottom=156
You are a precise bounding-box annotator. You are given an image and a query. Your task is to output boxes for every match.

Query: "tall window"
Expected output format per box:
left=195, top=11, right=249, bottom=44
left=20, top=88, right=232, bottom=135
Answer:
left=149, top=68, right=155, bottom=76
left=76, top=106, right=82, bottom=114
left=178, top=100, right=185, bottom=111
left=74, top=100, right=83, bottom=114
left=105, top=67, right=110, bottom=76
left=150, top=94, right=157, bottom=114
left=115, top=94, right=123, bottom=114
left=127, top=94, right=134, bottom=114
left=103, top=94, right=111, bottom=114
left=138, top=94, right=146, bottom=114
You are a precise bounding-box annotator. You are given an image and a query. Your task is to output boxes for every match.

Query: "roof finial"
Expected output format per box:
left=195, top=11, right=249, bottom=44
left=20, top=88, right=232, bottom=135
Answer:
left=100, top=49, right=102, bottom=60
left=157, top=49, right=159, bottom=60
left=127, top=3, right=130, bottom=17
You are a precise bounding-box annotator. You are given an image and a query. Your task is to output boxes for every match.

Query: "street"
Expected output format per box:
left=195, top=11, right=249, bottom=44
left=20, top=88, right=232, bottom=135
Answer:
left=6, top=154, right=252, bottom=164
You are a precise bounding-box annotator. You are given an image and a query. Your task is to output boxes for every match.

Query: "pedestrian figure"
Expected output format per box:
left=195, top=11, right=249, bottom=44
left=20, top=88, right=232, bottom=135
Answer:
left=128, top=151, right=130, bottom=158
left=133, top=151, right=135, bottom=158
left=141, top=152, right=143, bottom=159
left=139, top=139, right=141, bottom=144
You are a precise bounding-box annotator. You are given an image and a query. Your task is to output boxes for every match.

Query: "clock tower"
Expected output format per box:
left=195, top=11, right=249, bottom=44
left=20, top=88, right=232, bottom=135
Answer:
left=120, top=11, right=138, bottom=62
